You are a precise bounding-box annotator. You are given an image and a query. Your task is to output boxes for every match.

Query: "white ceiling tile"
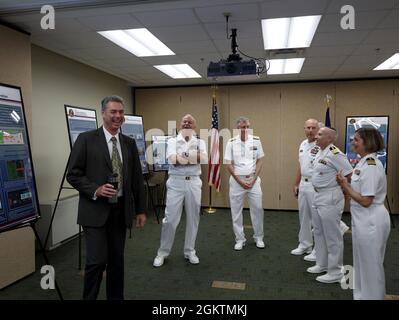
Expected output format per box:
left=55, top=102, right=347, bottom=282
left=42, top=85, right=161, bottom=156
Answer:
left=150, top=24, right=210, bottom=43
left=178, top=52, right=223, bottom=65
left=15, top=17, right=92, bottom=35
left=362, top=28, right=399, bottom=44
left=169, top=40, right=218, bottom=54
left=344, top=54, right=390, bottom=67
left=376, top=9, right=399, bottom=28
left=77, top=13, right=143, bottom=31
left=204, top=20, right=262, bottom=40
left=301, top=64, right=338, bottom=73
left=133, top=9, right=199, bottom=27
left=52, top=32, right=111, bottom=48
left=306, top=45, right=356, bottom=57
left=352, top=43, right=399, bottom=56
left=305, top=55, right=348, bottom=65
left=311, top=30, right=369, bottom=46
left=260, top=0, right=329, bottom=19
left=317, top=11, right=389, bottom=33
left=90, top=57, right=150, bottom=68
left=139, top=55, right=185, bottom=65
left=195, top=3, right=259, bottom=23
left=327, top=0, right=399, bottom=13
left=214, top=37, right=264, bottom=53
left=69, top=46, right=133, bottom=60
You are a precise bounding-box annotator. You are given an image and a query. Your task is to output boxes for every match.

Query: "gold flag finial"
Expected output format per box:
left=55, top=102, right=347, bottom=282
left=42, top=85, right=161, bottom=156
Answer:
left=211, top=84, right=218, bottom=99
left=325, top=94, right=332, bottom=107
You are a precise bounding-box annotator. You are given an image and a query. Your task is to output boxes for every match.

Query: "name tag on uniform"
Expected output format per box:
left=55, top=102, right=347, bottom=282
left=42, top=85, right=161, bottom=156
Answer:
left=318, top=159, right=327, bottom=165
left=250, top=146, right=258, bottom=150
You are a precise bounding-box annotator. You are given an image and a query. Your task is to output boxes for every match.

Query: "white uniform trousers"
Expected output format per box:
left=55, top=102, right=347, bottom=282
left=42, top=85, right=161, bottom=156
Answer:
left=297, top=181, right=316, bottom=249
left=157, top=175, right=202, bottom=257
left=312, top=186, right=344, bottom=277
left=351, top=203, right=390, bottom=300
left=229, top=176, right=264, bottom=242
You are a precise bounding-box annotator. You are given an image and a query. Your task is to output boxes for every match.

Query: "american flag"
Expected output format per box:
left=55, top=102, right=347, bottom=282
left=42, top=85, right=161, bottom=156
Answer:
left=208, top=96, right=221, bottom=191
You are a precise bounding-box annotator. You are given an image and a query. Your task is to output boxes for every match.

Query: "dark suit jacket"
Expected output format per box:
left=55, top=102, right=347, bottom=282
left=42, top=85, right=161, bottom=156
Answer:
left=66, top=127, right=146, bottom=228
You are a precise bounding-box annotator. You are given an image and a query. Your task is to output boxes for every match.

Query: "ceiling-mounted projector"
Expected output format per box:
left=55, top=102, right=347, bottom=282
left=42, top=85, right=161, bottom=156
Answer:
left=207, top=28, right=258, bottom=78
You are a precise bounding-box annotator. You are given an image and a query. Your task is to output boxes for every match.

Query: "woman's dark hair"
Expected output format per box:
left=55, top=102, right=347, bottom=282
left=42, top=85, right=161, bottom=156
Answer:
left=355, top=127, right=385, bottom=153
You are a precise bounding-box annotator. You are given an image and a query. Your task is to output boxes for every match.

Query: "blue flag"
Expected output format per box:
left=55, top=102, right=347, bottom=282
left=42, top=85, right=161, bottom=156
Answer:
left=325, top=107, right=331, bottom=128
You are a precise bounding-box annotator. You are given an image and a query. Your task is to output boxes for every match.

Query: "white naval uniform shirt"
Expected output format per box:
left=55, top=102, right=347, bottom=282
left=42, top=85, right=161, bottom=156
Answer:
left=166, top=133, right=207, bottom=176
left=224, top=134, right=264, bottom=176
left=298, top=139, right=319, bottom=179
left=312, top=144, right=353, bottom=189
left=351, top=153, right=386, bottom=206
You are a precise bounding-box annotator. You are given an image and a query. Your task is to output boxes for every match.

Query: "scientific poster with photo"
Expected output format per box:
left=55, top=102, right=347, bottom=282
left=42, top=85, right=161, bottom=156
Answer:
left=0, top=84, right=40, bottom=231
left=345, top=116, right=389, bottom=170
left=152, top=135, right=172, bottom=171
left=65, top=105, right=98, bottom=148
left=121, top=115, right=149, bottom=174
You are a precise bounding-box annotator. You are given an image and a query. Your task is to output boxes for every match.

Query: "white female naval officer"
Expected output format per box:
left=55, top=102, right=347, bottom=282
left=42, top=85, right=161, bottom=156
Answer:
left=337, top=127, right=390, bottom=300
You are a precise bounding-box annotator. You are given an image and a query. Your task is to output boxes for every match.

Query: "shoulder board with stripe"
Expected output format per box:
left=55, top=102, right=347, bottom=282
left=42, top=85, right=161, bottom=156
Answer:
left=329, top=146, right=340, bottom=155
left=253, top=136, right=260, bottom=140
left=366, top=157, right=376, bottom=165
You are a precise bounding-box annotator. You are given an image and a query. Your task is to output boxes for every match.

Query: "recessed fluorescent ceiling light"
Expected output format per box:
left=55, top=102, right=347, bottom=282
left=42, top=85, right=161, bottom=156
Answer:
left=98, top=28, right=175, bottom=57
left=374, top=53, right=399, bottom=70
left=261, top=15, right=321, bottom=50
left=154, top=64, right=201, bottom=79
left=267, top=58, right=305, bottom=75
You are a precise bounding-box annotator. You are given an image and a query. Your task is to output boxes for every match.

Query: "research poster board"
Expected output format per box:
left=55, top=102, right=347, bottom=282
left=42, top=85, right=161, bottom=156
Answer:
left=345, top=116, right=389, bottom=170
left=0, top=84, right=40, bottom=232
left=121, top=115, right=149, bottom=174
left=152, top=135, right=172, bottom=172
left=65, top=105, right=98, bottom=148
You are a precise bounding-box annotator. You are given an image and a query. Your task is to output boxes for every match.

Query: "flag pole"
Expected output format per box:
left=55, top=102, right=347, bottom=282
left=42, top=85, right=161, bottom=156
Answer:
left=204, top=186, right=216, bottom=214
left=204, top=85, right=218, bottom=214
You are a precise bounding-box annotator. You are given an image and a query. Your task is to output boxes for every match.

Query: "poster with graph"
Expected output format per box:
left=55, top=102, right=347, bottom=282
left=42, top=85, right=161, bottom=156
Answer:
left=65, top=105, right=98, bottom=148
left=152, top=135, right=172, bottom=171
left=121, top=115, right=149, bottom=174
left=0, top=83, right=40, bottom=232
left=345, top=116, right=389, bottom=171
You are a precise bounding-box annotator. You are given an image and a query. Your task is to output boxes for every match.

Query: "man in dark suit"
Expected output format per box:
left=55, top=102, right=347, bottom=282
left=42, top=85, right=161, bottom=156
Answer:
left=67, top=95, right=146, bottom=300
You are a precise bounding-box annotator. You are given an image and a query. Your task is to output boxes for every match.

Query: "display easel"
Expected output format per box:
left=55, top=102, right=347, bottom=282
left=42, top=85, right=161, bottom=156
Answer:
left=144, top=173, right=160, bottom=224
left=44, top=156, right=83, bottom=270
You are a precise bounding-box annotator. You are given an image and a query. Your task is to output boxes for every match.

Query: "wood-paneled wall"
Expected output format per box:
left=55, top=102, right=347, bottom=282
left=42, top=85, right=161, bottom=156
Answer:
left=136, top=79, right=399, bottom=214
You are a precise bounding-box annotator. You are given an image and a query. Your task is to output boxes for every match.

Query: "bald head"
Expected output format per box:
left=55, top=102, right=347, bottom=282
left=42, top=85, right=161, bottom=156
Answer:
left=316, top=127, right=337, bottom=149
left=180, top=114, right=197, bottom=130
left=304, top=118, right=320, bottom=142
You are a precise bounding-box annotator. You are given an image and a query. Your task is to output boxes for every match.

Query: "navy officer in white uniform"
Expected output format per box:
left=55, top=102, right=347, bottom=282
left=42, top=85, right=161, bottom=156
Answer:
left=292, top=120, right=349, bottom=262
left=307, top=127, right=353, bottom=283
left=337, top=127, right=390, bottom=299
left=153, top=114, right=207, bottom=267
left=224, top=116, right=265, bottom=251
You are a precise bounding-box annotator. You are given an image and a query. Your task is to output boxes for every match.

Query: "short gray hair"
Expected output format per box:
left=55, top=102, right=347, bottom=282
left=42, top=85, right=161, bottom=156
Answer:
left=101, top=95, right=124, bottom=112
left=236, top=116, right=250, bottom=126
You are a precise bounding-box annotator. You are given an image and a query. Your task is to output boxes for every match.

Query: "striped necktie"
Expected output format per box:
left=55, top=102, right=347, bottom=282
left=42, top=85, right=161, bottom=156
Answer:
left=111, top=136, right=123, bottom=191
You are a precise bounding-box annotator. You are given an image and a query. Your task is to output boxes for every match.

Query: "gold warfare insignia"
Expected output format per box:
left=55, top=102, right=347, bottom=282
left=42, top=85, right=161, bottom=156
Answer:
left=366, top=158, right=376, bottom=165
left=329, top=146, right=339, bottom=155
